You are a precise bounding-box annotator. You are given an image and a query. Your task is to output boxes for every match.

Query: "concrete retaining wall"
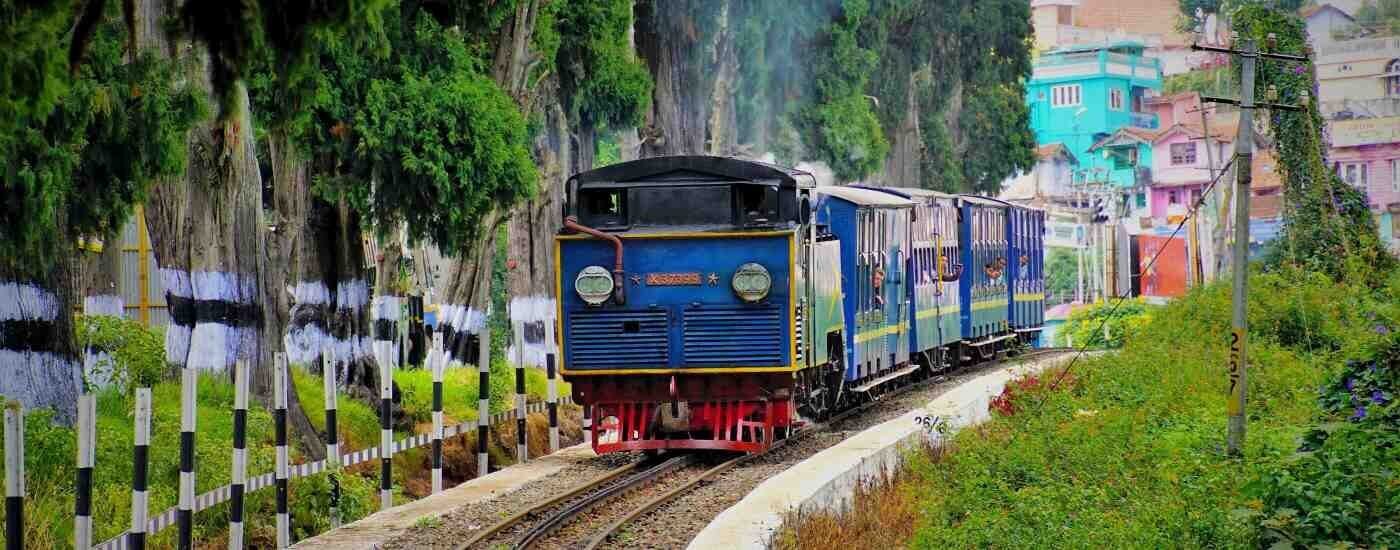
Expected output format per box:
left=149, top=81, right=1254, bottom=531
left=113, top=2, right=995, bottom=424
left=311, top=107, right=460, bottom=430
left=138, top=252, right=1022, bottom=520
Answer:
left=689, top=355, right=1071, bottom=549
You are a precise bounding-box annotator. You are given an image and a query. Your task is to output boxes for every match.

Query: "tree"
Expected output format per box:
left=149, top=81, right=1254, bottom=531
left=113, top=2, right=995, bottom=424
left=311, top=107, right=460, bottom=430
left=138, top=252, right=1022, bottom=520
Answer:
left=0, top=4, right=201, bottom=422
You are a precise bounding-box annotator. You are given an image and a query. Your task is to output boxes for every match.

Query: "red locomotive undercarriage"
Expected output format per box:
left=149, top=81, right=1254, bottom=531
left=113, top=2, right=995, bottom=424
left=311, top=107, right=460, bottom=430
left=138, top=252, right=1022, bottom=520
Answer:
left=571, top=372, right=795, bottom=453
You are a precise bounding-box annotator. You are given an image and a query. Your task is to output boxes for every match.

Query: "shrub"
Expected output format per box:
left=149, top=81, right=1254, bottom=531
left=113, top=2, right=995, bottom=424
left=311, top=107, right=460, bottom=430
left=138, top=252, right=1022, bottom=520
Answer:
left=1054, top=298, right=1153, bottom=349
left=77, top=315, right=164, bottom=391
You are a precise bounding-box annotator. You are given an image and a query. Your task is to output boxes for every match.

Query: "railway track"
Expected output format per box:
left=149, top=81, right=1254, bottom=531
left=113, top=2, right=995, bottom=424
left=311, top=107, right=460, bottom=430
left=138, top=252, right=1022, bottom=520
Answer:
left=456, top=347, right=1072, bottom=550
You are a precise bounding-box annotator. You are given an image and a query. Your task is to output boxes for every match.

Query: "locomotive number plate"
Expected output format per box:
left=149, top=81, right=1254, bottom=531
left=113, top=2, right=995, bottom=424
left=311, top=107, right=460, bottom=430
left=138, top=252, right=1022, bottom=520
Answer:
left=645, top=272, right=702, bottom=286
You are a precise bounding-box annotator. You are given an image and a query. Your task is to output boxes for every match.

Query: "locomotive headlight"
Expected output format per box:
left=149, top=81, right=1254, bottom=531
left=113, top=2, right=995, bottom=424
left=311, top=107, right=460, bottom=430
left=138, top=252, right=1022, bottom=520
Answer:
left=732, top=263, right=772, bottom=302
left=575, top=266, right=614, bottom=305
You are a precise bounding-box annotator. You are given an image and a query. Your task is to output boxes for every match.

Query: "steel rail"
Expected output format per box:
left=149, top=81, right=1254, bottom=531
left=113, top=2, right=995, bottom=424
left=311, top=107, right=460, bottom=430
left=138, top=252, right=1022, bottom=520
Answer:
left=515, top=455, right=696, bottom=550
left=580, top=346, right=1075, bottom=548
left=455, top=458, right=647, bottom=550
left=461, top=346, right=1072, bottom=550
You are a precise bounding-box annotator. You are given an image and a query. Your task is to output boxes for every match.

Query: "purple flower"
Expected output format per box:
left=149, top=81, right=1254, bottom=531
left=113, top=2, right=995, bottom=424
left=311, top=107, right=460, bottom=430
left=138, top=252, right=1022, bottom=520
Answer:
left=1294, top=65, right=1306, bottom=75
left=1345, top=377, right=1355, bottom=391
left=1377, top=324, right=1392, bottom=335
left=1374, top=390, right=1389, bottom=405
left=1352, top=406, right=1368, bottom=421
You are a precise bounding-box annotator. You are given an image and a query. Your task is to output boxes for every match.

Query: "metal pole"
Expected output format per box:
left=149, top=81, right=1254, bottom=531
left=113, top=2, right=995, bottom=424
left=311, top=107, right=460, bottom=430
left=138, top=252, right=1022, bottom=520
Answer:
left=129, top=389, right=151, bottom=550
left=74, top=392, right=95, bottom=550
left=5, top=402, right=23, bottom=550
left=477, top=322, right=491, bottom=478
left=377, top=341, right=394, bottom=511
left=430, top=333, right=444, bottom=494
left=274, top=353, right=290, bottom=549
left=322, top=347, right=341, bottom=528
left=1227, top=40, right=1256, bottom=458
left=514, top=320, right=528, bottom=463
left=177, top=354, right=196, bottom=550
left=229, top=361, right=249, bottom=549
left=546, top=319, right=559, bottom=453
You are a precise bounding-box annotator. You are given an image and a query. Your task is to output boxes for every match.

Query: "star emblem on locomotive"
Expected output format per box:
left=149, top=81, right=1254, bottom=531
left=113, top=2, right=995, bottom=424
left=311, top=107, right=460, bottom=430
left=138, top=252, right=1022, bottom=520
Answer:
left=630, top=274, right=642, bottom=286
left=707, top=272, right=719, bottom=286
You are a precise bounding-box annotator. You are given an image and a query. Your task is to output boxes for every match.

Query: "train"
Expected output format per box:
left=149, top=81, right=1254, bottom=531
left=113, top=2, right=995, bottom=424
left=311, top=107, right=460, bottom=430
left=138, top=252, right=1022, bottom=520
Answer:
left=554, top=156, right=1044, bottom=454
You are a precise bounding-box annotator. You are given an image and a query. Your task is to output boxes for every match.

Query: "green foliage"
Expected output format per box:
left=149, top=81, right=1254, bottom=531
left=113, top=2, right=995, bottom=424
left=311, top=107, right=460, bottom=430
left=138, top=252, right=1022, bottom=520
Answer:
left=1056, top=298, right=1154, bottom=349
left=1, top=12, right=202, bottom=275
left=1045, top=248, right=1079, bottom=301
left=1355, top=0, right=1400, bottom=36
left=555, top=0, right=653, bottom=131
left=904, top=266, right=1394, bottom=548
left=290, top=367, right=381, bottom=450
left=76, top=315, right=165, bottom=392
left=292, top=9, right=537, bottom=256
left=796, top=0, right=888, bottom=182
left=1246, top=288, right=1400, bottom=548
left=1232, top=6, right=1397, bottom=284
left=1163, top=66, right=1240, bottom=98
left=0, top=0, right=74, bottom=154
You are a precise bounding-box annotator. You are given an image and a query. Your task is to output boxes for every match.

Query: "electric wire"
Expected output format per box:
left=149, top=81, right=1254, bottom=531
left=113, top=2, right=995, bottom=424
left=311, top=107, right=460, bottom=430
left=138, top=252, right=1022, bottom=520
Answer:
left=1033, top=153, right=1240, bottom=411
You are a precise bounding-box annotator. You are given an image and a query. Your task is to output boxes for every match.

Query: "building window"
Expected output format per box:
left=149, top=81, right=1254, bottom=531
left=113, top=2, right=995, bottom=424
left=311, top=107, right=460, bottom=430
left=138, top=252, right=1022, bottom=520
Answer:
left=1392, top=159, right=1400, bottom=192
left=1168, top=190, right=1180, bottom=205
left=1057, top=5, right=1073, bottom=25
left=1388, top=60, right=1400, bottom=97
left=1170, top=143, right=1197, bottom=165
left=1051, top=84, right=1082, bottom=107
left=1109, top=88, right=1124, bottom=110
left=1340, top=162, right=1369, bottom=188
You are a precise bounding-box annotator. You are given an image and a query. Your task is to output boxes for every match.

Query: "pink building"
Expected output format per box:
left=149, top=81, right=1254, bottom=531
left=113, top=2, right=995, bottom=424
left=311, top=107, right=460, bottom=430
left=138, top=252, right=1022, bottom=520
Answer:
left=1327, top=115, right=1400, bottom=251
left=1147, top=119, right=1235, bottom=223
left=1144, top=91, right=1202, bottom=129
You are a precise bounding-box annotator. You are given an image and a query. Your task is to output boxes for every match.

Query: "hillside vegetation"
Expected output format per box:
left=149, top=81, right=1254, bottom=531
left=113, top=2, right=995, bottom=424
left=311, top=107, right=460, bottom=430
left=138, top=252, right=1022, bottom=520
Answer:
left=777, top=264, right=1400, bottom=549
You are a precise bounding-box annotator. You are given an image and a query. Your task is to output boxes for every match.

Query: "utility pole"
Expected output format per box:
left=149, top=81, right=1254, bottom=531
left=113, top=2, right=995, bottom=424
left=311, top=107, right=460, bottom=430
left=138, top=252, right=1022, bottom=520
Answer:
left=1194, top=34, right=1305, bottom=458
left=1227, top=41, right=1255, bottom=457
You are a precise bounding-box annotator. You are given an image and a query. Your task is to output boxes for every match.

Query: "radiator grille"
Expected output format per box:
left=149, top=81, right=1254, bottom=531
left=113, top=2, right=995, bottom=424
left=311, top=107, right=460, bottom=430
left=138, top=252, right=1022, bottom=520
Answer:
left=682, top=304, right=785, bottom=366
left=566, top=310, right=669, bottom=369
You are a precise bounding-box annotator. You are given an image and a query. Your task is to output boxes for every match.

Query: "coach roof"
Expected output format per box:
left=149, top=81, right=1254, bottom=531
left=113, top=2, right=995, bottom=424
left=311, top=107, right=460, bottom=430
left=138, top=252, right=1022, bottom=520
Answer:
left=569, top=155, right=816, bottom=191
left=816, top=186, right=916, bottom=207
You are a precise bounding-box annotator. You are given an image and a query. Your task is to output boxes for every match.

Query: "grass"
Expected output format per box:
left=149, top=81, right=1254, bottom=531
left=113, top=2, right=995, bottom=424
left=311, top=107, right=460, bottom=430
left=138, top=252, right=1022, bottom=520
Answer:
left=3, top=354, right=573, bottom=549
left=776, top=266, right=1388, bottom=549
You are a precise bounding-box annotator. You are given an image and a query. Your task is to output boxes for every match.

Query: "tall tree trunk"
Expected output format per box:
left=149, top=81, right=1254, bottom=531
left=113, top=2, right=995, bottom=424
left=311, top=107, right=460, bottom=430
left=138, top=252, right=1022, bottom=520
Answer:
left=137, top=0, right=322, bottom=455
left=635, top=0, right=738, bottom=158
left=442, top=0, right=542, bottom=366
left=507, top=82, right=571, bottom=366
left=0, top=227, right=83, bottom=424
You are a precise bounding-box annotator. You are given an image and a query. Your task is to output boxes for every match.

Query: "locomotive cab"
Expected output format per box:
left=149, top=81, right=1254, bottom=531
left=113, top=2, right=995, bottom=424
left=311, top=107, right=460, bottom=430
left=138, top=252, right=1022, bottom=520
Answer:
left=557, top=156, right=821, bottom=454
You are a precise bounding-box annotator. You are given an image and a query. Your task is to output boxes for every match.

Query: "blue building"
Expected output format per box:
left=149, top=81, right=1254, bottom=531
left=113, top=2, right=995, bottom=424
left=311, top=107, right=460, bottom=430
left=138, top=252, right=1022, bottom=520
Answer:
left=1026, top=42, right=1164, bottom=190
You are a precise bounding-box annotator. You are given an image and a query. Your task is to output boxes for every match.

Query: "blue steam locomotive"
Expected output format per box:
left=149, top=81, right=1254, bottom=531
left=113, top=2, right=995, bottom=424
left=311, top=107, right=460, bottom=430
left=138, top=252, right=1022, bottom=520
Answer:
left=555, top=156, right=1043, bottom=454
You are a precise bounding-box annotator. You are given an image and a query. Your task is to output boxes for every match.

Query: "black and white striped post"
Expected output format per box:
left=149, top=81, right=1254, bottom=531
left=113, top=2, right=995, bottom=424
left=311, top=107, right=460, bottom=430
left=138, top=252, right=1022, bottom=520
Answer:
left=5, top=401, right=24, bottom=550
left=513, top=320, right=527, bottom=462
left=274, top=353, right=291, bottom=549
left=129, top=389, right=151, bottom=550
left=177, top=354, right=197, bottom=550
left=476, top=323, right=490, bottom=478
left=430, top=333, right=444, bottom=494
left=322, top=347, right=341, bottom=528
left=545, top=320, right=559, bottom=453
left=377, top=341, right=394, bottom=511
left=74, top=392, right=95, bottom=550
left=229, top=360, right=250, bottom=549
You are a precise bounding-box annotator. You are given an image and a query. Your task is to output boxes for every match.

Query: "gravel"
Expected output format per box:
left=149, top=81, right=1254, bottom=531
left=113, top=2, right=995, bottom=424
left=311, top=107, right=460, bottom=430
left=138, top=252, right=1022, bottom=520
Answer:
left=393, top=351, right=1066, bottom=550
left=613, top=353, right=1066, bottom=549
left=384, top=452, right=641, bottom=550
